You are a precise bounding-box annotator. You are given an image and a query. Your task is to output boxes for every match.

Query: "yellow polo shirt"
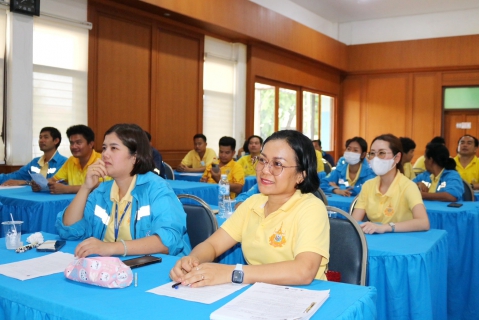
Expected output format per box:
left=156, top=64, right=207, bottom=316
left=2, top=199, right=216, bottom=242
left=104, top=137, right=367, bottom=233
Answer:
left=413, top=156, right=426, bottom=171
left=355, top=171, right=424, bottom=224
left=454, top=155, right=479, bottom=184
left=237, top=155, right=256, bottom=176
left=202, top=159, right=245, bottom=199
left=104, top=175, right=137, bottom=242
left=428, top=169, right=444, bottom=193
left=54, top=150, right=105, bottom=185
left=403, top=162, right=416, bottom=180
left=315, top=150, right=325, bottom=173
left=221, top=190, right=329, bottom=280
left=346, top=163, right=362, bottom=185
left=181, top=148, right=216, bottom=168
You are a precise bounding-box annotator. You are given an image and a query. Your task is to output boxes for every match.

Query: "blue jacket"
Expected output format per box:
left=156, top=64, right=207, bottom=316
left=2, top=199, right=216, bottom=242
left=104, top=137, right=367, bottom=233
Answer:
left=413, top=169, right=464, bottom=201
left=0, top=152, right=67, bottom=184
left=236, top=184, right=259, bottom=203
left=56, top=172, right=191, bottom=256
left=320, top=157, right=376, bottom=195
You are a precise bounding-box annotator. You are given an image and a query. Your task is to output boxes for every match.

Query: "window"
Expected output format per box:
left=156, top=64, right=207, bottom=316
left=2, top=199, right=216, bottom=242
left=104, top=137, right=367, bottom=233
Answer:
left=32, top=19, right=88, bottom=158
left=444, top=87, right=479, bottom=110
left=254, top=81, right=335, bottom=151
left=0, top=11, right=6, bottom=163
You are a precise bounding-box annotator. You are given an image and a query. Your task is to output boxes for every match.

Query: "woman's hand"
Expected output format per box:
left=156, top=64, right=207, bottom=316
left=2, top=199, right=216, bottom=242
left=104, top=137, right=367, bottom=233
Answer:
left=84, top=159, right=108, bottom=190
left=169, top=256, right=200, bottom=282
left=417, top=182, right=429, bottom=192
left=333, top=188, right=352, bottom=197
left=360, top=221, right=390, bottom=234
left=74, top=237, right=117, bottom=258
left=31, top=181, right=42, bottom=192
left=175, top=262, right=232, bottom=288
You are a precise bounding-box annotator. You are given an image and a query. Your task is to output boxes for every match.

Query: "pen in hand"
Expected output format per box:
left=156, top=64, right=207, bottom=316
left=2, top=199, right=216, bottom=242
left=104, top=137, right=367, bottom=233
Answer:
left=172, top=281, right=182, bottom=289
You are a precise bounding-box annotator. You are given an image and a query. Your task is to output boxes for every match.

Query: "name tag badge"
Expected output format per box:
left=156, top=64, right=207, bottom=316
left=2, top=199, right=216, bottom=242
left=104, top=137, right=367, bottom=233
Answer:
left=339, top=179, right=349, bottom=187
left=437, top=181, right=446, bottom=191
left=201, top=161, right=205, bottom=166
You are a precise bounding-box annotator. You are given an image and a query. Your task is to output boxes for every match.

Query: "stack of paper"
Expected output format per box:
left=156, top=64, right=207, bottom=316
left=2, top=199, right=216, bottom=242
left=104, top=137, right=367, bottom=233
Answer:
left=210, top=282, right=329, bottom=320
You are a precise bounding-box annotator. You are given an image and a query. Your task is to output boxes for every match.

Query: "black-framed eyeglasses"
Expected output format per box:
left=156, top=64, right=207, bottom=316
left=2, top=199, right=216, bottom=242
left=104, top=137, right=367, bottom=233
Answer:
left=253, top=156, right=298, bottom=176
left=367, top=151, right=393, bottom=160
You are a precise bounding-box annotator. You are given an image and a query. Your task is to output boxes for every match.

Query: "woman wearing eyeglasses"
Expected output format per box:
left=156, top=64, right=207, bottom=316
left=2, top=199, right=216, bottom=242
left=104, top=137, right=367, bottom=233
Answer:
left=320, top=137, right=375, bottom=197
left=352, top=134, right=430, bottom=234
left=169, top=130, right=329, bottom=287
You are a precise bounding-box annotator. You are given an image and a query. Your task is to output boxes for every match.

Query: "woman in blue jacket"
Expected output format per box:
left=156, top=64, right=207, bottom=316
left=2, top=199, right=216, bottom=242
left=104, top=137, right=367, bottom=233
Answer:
left=413, top=143, right=464, bottom=202
left=320, top=137, right=375, bottom=197
left=56, top=123, right=191, bottom=258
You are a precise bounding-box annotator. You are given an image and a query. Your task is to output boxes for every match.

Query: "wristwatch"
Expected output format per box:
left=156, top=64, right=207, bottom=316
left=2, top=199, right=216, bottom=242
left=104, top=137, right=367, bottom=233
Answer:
left=388, top=222, right=396, bottom=233
left=231, top=264, right=244, bottom=284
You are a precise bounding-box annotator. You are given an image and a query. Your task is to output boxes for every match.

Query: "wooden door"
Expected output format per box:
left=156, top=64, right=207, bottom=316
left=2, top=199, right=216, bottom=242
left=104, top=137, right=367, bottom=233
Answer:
left=444, top=110, right=479, bottom=156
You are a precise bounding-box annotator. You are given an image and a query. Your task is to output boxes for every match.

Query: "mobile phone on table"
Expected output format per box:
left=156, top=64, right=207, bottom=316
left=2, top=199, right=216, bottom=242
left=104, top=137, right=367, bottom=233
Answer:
left=122, top=255, right=162, bottom=269
left=447, top=202, right=463, bottom=208
left=36, top=240, right=66, bottom=252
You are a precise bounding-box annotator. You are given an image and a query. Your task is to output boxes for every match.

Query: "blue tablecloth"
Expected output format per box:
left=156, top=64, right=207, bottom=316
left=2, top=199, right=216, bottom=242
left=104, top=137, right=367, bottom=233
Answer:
left=167, top=180, right=219, bottom=206
left=326, top=193, right=355, bottom=212
left=0, top=233, right=377, bottom=320
left=423, top=201, right=479, bottom=320
left=0, top=187, right=74, bottom=237
left=174, top=171, right=257, bottom=194
left=366, top=229, right=448, bottom=320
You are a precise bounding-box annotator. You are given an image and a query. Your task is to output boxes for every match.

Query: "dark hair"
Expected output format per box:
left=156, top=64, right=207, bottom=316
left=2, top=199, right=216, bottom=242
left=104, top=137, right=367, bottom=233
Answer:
left=193, top=134, right=207, bottom=143
left=399, top=137, right=416, bottom=153
left=263, top=130, right=319, bottom=194
left=457, top=134, right=479, bottom=147
left=425, top=143, right=456, bottom=170
left=40, top=127, right=62, bottom=149
left=219, top=136, right=236, bottom=150
left=430, top=136, right=445, bottom=145
left=246, top=135, right=263, bottom=153
left=313, top=139, right=322, bottom=147
left=242, top=140, right=249, bottom=154
left=144, top=131, right=152, bottom=142
left=104, top=124, right=155, bottom=176
left=66, top=125, right=95, bottom=143
left=345, top=136, right=368, bottom=159
left=371, top=133, right=404, bottom=174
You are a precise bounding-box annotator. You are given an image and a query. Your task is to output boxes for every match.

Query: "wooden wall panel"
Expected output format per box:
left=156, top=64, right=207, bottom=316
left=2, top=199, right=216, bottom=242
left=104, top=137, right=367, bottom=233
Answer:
left=91, top=13, right=152, bottom=147
left=364, top=75, right=408, bottom=140
left=341, top=77, right=362, bottom=152
left=154, top=27, right=203, bottom=165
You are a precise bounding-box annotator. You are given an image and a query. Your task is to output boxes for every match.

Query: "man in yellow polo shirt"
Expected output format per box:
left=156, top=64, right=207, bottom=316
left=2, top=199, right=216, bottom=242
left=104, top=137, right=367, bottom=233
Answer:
left=454, top=134, right=479, bottom=190
left=45, top=125, right=104, bottom=194
left=177, top=133, right=216, bottom=173
left=200, top=136, right=244, bottom=199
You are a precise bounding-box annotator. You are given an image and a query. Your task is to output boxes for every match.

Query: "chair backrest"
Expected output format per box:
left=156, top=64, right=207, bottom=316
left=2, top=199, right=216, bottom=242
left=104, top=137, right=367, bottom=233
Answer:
left=326, top=206, right=368, bottom=285
left=348, top=195, right=369, bottom=222
left=162, top=161, right=175, bottom=180
left=322, top=159, right=332, bottom=174
left=462, top=179, right=474, bottom=201
left=313, top=188, right=329, bottom=205
left=177, top=194, right=218, bottom=249
left=413, top=167, right=425, bottom=174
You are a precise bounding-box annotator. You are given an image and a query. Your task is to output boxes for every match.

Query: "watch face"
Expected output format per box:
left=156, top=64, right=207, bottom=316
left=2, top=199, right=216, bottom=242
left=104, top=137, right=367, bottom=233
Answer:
left=232, top=270, right=244, bottom=284
left=11, top=0, right=40, bottom=16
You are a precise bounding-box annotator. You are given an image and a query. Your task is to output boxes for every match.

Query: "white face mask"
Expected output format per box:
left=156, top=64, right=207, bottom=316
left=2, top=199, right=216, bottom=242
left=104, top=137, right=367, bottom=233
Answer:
left=369, top=155, right=396, bottom=176
left=344, top=151, right=361, bottom=165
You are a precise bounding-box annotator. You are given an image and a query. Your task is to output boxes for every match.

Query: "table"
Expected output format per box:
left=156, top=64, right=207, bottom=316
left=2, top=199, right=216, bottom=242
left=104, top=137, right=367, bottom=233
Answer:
left=0, top=233, right=377, bottom=320
left=366, top=229, right=448, bottom=320
left=167, top=180, right=219, bottom=206
left=0, top=187, right=74, bottom=237
left=174, top=171, right=257, bottom=194
left=326, top=193, right=355, bottom=212
left=423, top=200, right=479, bottom=320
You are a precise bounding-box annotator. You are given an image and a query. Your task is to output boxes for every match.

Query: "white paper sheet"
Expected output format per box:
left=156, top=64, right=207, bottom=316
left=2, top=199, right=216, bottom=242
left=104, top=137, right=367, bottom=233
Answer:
left=0, top=186, right=27, bottom=189
left=0, top=252, right=75, bottom=280
left=177, top=173, right=202, bottom=176
left=29, top=172, right=49, bottom=191
left=210, top=282, right=330, bottom=320
left=147, top=281, right=247, bottom=304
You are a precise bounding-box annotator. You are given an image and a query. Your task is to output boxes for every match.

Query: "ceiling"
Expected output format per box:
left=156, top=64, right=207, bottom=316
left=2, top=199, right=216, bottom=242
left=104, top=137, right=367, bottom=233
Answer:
left=290, top=0, right=479, bottom=23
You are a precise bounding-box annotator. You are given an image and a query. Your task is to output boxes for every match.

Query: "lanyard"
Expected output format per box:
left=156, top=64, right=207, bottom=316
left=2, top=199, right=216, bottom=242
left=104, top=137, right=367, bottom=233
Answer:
left=114, top=201, right=131, bottom=242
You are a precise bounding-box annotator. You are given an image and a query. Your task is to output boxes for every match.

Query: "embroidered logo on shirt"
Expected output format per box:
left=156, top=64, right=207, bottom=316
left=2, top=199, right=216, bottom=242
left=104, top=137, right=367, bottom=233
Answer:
left=437, top=181, right=446, bottom=191
left=269, top=223, right=286, bottom=248
left=384, top=204, right=395, bottom=217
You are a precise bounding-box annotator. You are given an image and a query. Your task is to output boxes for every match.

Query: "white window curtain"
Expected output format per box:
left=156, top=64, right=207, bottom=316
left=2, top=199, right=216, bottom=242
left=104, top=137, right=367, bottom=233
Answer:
left=32, top=18, right=88, bottom=158
left=0, top=10, right=7, bottom=164
left=203, top=36, right=246, bottom=152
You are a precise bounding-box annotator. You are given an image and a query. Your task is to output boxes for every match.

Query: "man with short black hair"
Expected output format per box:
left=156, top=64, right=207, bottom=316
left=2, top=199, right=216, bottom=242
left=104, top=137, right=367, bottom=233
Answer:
left=313, top=139, right=334, bottom=167
left=177, top=133, right=216, bottom=173
left=455, top=134, right=479, bottom=189
left=0, top=127, right=67, bottom=186
left=400, top=137, right=417, bottom=179
left=200, top=136, right=244, bottom=199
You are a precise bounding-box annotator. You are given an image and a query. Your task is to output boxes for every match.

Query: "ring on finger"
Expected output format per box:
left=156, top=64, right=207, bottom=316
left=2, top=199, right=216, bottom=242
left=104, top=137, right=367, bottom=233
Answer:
left=201, top=274, right=204, bottom=280
left=196, top=266, right=200, bottom=271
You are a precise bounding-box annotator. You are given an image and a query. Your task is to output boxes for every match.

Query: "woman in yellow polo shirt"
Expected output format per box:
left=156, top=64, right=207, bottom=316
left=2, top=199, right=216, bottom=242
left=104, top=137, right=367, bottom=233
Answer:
left=352, top=134, right=430, bottom=234
left=236, top=135, right=263, bottom=176
left=169, top=130, right=329, bottom=287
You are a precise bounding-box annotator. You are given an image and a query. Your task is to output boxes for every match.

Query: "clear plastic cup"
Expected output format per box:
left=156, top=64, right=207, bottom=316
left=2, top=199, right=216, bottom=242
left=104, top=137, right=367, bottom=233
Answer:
left=2, top=221, right=23, bottom=249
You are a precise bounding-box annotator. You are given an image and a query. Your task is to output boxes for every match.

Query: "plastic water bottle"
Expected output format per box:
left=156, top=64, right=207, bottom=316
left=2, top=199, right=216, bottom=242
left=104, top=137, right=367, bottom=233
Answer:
left=218, top=174, right=232, bottom=218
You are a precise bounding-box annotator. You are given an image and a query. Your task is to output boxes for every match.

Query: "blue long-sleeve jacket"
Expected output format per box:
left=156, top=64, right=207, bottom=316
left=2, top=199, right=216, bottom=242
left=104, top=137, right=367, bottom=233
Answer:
left=0, top=152, right=67, bottom=184
left=413, top=169, right=464, bottom=201
left=320, top=157, right=376, bottom=195
left=56, top=172, right=191, bottom=256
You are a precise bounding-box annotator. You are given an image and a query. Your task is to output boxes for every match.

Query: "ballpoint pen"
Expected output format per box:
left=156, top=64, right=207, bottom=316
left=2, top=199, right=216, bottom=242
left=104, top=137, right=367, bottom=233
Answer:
left=172, top=281, right=182, bottom=289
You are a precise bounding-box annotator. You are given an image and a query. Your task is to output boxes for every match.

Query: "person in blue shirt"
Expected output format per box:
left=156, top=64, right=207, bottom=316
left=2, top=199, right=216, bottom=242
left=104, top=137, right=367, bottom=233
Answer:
left=56, top=123, right=190, bottom=258
left=0, top=127, right=67, bottom=186
left=313, top=139, right=334, bottom=166
left=413, top=143, right=464, bottom=202
left=144, top=131, right=166, bottom=179
left=320, top=137, right=375, bottom=197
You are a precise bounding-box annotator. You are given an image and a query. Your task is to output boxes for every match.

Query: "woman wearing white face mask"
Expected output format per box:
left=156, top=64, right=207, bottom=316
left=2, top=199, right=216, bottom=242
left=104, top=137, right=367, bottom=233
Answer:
left=352, top=134, right=430, bottom=234
left=320, top=137, right=376, bottom=197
